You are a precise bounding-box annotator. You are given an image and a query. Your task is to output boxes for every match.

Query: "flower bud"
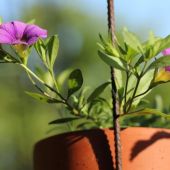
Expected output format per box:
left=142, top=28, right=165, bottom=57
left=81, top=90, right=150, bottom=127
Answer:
left=154, top=68, right=170, bottom=82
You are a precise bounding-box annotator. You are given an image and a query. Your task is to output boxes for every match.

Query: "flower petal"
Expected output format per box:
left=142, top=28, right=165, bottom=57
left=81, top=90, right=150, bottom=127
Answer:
left=27, top=36, right=39, bottom=45
left=0, top=21, right=47, bottom=46
left=0, top=22, right=16, bottom=38
left=12, top=21, right=27, bottom=39
left=12, top=39, right=28, bottom=45
left=24, top=24, right=47, bottom=39
left=155, top=68, right=170, bottom=82
left=0, top=28, right=13, bottom=44
left=165, top=66, right=170, bottom=72
left=162, top=48, right=170, bottom=56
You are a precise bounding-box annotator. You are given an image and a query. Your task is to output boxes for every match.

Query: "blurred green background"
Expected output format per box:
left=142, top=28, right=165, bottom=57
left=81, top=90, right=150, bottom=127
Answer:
left=0, top=0, right=170, bottom=169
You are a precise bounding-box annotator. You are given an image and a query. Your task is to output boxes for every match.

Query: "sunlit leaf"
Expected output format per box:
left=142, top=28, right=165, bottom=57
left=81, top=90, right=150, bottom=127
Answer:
left=87, top=82, right=110, bottom=103
left=147, top=35, right=170, bottom=58
left=34, top=39, right=46, bottom=63
left=147, top=55, right=170, bottom=71
left=57, top=69, right=72, bottom=88
left=123, top=108, right=170, bottom=118
left=115, top=69, right=124, bottom=89
left=0, top=49, right=15, bottom=62
left=98, top=50, right=127, bottom=70
left=0, top=16, right=2, bottom=24
left=0, top=49, right=7, bottom=60
left=25, top=91, right=60, bottom=103
left=49, top=117, right=80, bottom=124
left=76, top=122, right=99, bottom=129
left=67, top=69, right=83, bottom=98
left=126, top=70, right=154, bottom=106
left=27, top=19, right=36, bottom=24
left=122, top=27, right=143, bottom=53
left=124, top=43, right=138, bottom=61
left=47, top=35, right=59, bottom=68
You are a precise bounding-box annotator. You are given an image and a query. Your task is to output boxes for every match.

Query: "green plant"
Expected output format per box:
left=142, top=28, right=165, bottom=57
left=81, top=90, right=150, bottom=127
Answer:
left=99, top=28, right=170, bottom=119
left=0, top=20, right=112, bottom=131
left=1, top=21, right=170, bottom=133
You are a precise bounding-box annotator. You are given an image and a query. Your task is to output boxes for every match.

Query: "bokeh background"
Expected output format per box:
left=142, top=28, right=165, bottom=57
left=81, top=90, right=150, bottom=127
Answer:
left=0, top=0, right=170, bottom=169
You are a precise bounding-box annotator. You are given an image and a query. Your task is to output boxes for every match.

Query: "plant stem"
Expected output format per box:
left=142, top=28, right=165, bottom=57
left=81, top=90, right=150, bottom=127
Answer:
left=20, top=63, right=88, bottom=115
left=124, top=71, right=130, bottom=113
left=49, top=68, right=60, bottom=92
left=133, top=87, right=151, bottom=99
left=0, top=61, right=13, bottom=63
left=126, top=76, right=141, bottom=113
left=107, top=0, right=122, bottom=170
left=25, top=67, right=58, bottom=100
left=126, top=62, right=147, bottom=113
left=19, top=63, right=65, bottom=101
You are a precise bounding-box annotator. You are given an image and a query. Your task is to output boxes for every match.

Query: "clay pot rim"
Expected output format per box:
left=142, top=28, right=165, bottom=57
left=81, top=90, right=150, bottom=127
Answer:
left=36, top=126, right=170, bottom=145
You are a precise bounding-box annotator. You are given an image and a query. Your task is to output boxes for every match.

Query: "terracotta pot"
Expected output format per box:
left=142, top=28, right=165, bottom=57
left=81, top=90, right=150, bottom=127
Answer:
left=33, top=127, right=170, bottom=170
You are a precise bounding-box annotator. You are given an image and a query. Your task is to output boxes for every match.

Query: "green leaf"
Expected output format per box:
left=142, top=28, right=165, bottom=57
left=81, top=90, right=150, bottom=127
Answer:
left=99, top=34, right=107, bottom=46
left=147, top=55, right=170, bottom=71
left=49, top=117, right=80, bottom=124
left=124, top=43, right=138, bottom=61
left=0, top=49, right=7, bottom=60
left=35, top=66, right=46, bottom=80
left=57, top=69, right=72, bottom=88
left=0, top=49, right=15, bottom=62
left=98, top=34, right=120, bottom=57
left=98, top=50, right=127, bottom=70
left=151, top=80, right=170, bottom=88
left=148, top=31, right=161, bottom=46
left=114, top=69, right=123, bottom=89
left=77, top=87, right=89, bottom=109
left=126, top=70, right=154, bottom=107
left=25, top=91, right=60, bottom=103
left=134, top=55, right=145, bottom=67
left=27, top=19, right=36, bottom=24
left=148, top=31, right=155, bottom=45
left=76, top=122, right=99, bottom=129
left=87, top=82, right=110, bottom=103
left=122, top=28, right=143, bottom=53
left=123, top=108, right=170, bottom=118
left=34, top=39, right=46, bottom=63
left=147, top=35, right=170, bottom=58
left=154, top=95, right=163, bottom=111
left=142, top=32, right=158, bottom=49
left=137, top=99, right=150, bottom=108
left=0, top=17, right=2, bottom=24
left=136, top=69, right=154, bottom=96
left=47, top=35, right=59, bottom=68
left=68, top=69, right=83, bottom=97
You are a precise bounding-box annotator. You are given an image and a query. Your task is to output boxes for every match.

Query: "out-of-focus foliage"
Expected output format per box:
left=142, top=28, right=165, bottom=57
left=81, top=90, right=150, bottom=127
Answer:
left=121, top=95, right=170, bottom=128
left=0, top=2, right=109, bottom=170
left=1, top=1, right=170, bottom=170
left=22, top=3, right=109, bottom=84
left=99, top=28, right=170, bottom=117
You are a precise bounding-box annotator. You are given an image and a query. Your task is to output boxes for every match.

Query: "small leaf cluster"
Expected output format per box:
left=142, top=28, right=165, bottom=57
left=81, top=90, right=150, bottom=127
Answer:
left=2, top=26, right=170, bottom=131
left=98, top=28, right=170, bottom=117
left=0, top=35, right=112, bottom=130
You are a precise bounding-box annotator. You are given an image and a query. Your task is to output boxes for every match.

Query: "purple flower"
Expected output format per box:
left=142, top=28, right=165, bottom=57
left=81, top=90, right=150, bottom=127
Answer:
left=162, top=48, right=170, bottom=72
left=162, top=48, right=170, bottom=56
left=0, top=21, right=47, bottom=46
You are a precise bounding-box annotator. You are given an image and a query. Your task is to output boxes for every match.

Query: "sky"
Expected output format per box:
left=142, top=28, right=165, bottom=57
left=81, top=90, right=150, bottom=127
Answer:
left=0, top=0, right=170, bottom=37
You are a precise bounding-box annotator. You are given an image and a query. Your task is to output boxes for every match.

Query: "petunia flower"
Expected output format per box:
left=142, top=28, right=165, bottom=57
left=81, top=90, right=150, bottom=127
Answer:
left=154, top=48, right=170, bottom=82
left=0, top=21, right=47, bottom=46
left=162, top=48, right=170, bottom=56
left=154, top=68, right=170, bottom=82
left=162, top=48, right=170, bottom=72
